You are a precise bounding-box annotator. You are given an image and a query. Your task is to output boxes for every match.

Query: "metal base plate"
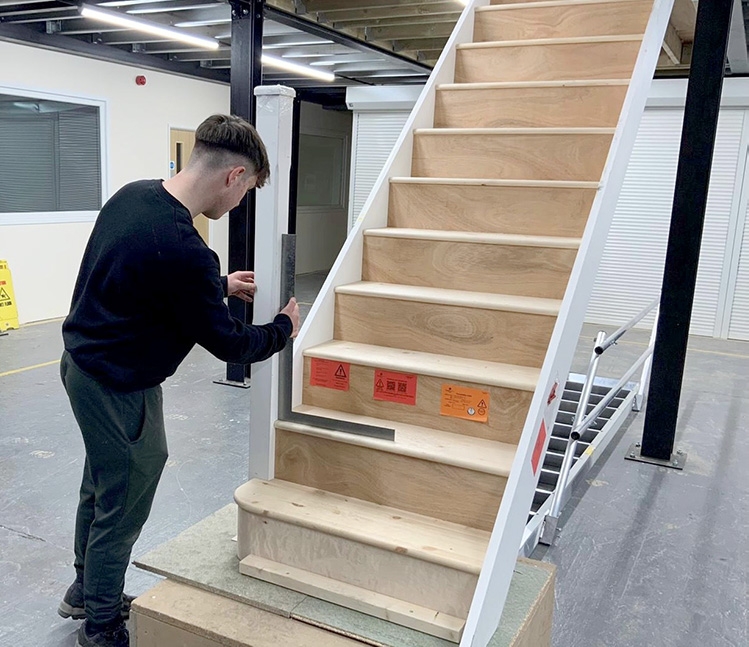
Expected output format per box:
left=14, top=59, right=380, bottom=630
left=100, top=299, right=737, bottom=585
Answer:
left=538, top=515, right=559, bottom=547
left=624, top=443, right=686, bottom=470
left=213, top=378, right=252, bottom=389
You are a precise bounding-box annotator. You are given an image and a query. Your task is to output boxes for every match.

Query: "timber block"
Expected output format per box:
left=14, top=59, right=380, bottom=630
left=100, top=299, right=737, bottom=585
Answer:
left=274, top=407, right=514, bottom=531
left=455, top=36, right=642, bottom=83
left=388, top=178, right=597, bottom=237
left=302, top=340, right=537, bottom=443
left=363, top=228, right=579, bottom=299
left=412, top=128, right=613, bottom=182
left=334, top=282, right=560, bottom=368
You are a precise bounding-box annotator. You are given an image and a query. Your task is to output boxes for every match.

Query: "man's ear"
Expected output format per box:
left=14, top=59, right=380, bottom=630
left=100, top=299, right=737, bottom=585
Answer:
left=226, top=166, right=247, bottom=187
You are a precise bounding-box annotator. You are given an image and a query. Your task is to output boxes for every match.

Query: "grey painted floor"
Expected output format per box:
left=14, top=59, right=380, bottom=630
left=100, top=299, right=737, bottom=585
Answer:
left=0, top=272, right=746, bottom=646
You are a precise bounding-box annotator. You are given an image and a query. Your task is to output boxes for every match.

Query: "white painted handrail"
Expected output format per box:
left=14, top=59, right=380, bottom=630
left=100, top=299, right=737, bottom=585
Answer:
left=461, top=1, right=675, bottom=645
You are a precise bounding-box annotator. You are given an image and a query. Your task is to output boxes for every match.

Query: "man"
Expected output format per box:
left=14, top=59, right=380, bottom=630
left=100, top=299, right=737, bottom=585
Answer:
left=57, top=114, right=300, bottom=647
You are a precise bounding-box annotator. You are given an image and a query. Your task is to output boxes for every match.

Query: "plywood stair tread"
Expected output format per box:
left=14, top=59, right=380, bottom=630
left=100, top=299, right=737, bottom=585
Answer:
left=389, top=177, right=600, bottom=188
left=413, top=127, right=616, bottom=135
left=235, top=479, right=490, bottom=574
left=437, top=79, right=629, bottom=90
left=364, top=228, right=582, bottom=249
left=305, top=340, right=540, bottom=391
left=458, top=34, right=643, bottom=49
left=279, top=404, right=517, bottom=477
left=335, top=281, right=562, bottom=316
left=478, top=0, right=647, bottom=9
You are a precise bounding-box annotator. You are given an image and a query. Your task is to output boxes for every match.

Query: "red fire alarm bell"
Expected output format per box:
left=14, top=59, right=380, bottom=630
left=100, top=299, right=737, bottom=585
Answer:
left=135, top=75, right=147, bottom=86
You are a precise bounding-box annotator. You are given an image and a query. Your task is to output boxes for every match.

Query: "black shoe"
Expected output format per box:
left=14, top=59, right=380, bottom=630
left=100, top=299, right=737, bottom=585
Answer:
left=58, top=581, right=135, bottom=620
left=75, top=620, right=129, bottom=647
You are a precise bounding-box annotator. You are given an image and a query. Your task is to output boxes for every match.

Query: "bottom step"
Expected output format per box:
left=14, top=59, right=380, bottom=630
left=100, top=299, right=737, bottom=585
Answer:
left=240, top=555, right=465, bottom=642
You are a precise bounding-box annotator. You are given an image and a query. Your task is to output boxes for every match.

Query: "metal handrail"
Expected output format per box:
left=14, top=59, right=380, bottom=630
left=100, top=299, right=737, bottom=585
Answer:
left=595, top=298, right=659, bottom=355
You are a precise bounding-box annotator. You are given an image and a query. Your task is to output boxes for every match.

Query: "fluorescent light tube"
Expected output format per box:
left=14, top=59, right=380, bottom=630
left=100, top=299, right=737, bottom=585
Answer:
left=80, top=4, right=220, bottom=50
left=261, top=54, right=335, bottom=82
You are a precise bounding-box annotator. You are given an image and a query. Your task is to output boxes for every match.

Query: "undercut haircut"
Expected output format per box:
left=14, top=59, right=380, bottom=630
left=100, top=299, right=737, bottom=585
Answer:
left=192, top=114, right=270, bottom=188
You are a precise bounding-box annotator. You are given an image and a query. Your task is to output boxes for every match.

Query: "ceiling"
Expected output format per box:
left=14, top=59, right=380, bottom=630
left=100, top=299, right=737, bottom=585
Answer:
left=0, top=0, right=746, bottom=98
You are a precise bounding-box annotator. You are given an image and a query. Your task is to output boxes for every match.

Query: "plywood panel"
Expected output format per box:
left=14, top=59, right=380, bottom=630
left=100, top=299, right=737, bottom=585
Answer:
left=388, top=180, right=596, bottom=237
left=412, top=130, right=612, bottom=183
left=275, top=428, right=504, bottom=531
left=242, top=513, right=480, bottom=618
left=302, top=358, right=531, bottom=444
left=455, top=39, right=641, bottom=83
left=131, top=580, right=360, bottom=647
left=475, top=1, right=652, bottom=42
left=363, top=233, right=577, bottom=298
left=434, top=83, right=628, bottom=129
left=334, top=293, right=556, bottom=367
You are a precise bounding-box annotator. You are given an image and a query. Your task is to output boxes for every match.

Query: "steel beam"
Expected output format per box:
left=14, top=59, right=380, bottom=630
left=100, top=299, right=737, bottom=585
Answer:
left=222, top=0, right=263, bottom=385
left=641, top=0, right=733, bottom=463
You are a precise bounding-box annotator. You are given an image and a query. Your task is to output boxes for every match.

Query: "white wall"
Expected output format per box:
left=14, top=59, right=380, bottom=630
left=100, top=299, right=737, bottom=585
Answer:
left=295, top=101, right=352, bottom=275
left=0, top=40, right=230, bottom=323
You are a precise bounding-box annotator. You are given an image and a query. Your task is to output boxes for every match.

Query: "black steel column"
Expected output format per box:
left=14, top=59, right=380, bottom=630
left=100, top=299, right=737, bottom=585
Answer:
left=288, top=96, right=301, bottom=235
left=639, top=0, right=733, bottom=461
left=224, top=0, right=263, bottom=385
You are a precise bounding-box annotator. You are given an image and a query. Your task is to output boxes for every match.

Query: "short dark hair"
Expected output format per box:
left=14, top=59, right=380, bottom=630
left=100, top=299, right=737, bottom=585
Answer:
left=193, top=114, right=270, bottom=188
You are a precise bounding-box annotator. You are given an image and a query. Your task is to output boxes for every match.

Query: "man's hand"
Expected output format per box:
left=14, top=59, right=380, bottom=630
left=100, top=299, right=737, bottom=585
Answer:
left=227, top=271, right=256, bottom=303
left=280, top=297, right=300, bottom=339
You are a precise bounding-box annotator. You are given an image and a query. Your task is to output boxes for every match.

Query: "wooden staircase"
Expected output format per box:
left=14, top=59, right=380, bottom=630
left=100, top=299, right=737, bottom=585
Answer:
left=236, top=0, right=665, bottom=644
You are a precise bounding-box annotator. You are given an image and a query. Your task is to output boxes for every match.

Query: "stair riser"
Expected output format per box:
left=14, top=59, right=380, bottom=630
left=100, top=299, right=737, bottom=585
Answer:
left=237, top=512, right=479, bottom=618
left=389, top=182, right=595, bottom=237
left=475, top=2, right=652, bottom=42
left=455, top=41, right=640, bottom=83
left=412, top=132, right=612, bottom=182
left=434, top=84, right=627, bottom=129
left=302, top=358, right=531, bottom=444
left=335, top=293, right=555, bottom=367
left=275, top=428, right=504, bottom=531
left=363, top=235, right=576, bottom=299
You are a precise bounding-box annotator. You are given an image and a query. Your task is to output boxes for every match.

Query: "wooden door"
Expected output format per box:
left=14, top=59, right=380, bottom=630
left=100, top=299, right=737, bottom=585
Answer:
left=170, top=128, right=210, bottom=244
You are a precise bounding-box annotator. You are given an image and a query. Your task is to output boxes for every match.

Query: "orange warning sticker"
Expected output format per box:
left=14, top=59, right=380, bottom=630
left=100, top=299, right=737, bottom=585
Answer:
left=310, top=358, right=350, bottom=391
left=531, top=420, right=547, bottom=475
left=440, top=385, right=490, bottom=423
left=373, top=370, right=417, bottom=406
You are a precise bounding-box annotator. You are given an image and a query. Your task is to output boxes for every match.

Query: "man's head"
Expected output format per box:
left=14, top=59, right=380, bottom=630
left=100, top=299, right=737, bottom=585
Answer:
left=188, top=114, right=270, bottom=219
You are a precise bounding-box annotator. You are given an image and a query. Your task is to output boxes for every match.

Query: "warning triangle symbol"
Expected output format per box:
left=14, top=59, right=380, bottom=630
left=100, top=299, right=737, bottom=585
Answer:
left=477, top=399, right=487, bottom=409
left=376, top=379, right=384, bottom=389
left=0, top=288, right=9, bottom=301
left=335, top=364, right=347, bottom=379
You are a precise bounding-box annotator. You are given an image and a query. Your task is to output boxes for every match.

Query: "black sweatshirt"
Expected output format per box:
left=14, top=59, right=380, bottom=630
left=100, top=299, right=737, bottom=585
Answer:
left=63, top=180, right=292, bottom=391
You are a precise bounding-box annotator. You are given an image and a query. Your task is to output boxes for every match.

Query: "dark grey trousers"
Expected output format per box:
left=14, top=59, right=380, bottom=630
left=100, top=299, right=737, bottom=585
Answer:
left=60, top=351, right=168, bottom=625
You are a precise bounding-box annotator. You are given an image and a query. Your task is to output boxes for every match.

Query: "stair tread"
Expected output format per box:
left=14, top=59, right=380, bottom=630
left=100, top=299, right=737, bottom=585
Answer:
left=279, top=404, right=517, bottom=476
left=477, top=0, right=648, bottom=11
left=458, top=34, right=643, bottom=49
left=389, top=177, right=600, bottom=188
left=335, top=281, right=562, bottom=316
left=234, top=479, right=490, bottom=573
left=305, top=340, right=540, bottom=391
left=437, top=79, right=629, bottom=90
left=414, top=127, right=615, bottom=135
left=364, top=228, right=581, bottom=249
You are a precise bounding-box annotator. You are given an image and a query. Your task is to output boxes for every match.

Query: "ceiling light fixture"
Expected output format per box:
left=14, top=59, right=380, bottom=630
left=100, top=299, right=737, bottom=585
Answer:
left=261, top=54, right=335, bottom=82
left=80, top=4, right=220, bottom=50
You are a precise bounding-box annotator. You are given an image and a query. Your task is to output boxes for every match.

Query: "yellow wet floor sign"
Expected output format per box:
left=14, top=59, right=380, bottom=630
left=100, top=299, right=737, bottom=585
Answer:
left=0, top=260, right=19, bottom=331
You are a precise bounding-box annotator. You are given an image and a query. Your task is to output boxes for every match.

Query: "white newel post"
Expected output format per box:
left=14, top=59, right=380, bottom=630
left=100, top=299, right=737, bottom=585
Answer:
left=249, top=85, right=295, bottom=481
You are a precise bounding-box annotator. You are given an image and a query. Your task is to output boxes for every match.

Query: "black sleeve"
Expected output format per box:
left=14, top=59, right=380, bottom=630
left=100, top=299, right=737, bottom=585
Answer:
left=177, top=246, right=291, bottom=364
left=220, top=275, right=228, bottom=298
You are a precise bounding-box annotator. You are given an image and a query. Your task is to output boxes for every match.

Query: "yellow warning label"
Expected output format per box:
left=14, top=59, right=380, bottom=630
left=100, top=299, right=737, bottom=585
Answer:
left=0, top=260, right=19, bottom=331
left=440, top=384, right=490, bottom=423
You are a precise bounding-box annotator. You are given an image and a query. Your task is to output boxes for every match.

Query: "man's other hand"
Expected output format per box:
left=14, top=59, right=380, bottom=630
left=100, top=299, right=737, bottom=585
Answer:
left=227, top=271, right=256, bottom=303
left=280, top=298, right=300, bottom=339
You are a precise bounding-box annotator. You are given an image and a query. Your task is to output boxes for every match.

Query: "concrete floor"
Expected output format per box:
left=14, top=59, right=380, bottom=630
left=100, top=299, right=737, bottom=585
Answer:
left=0, top=270, right=746, bottom=646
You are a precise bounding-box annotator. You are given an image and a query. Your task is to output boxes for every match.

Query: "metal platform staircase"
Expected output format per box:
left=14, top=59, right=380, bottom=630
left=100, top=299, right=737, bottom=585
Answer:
left=234, top=1, right=675, bottom=645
